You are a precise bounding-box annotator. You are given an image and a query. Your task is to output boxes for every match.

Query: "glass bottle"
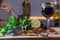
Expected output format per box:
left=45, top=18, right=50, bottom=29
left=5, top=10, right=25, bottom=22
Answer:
left=0, top=0, right=2, bottom=7
left=22, top=0, right=31, bottom=18
left=53, top=0, right=60, bottom=27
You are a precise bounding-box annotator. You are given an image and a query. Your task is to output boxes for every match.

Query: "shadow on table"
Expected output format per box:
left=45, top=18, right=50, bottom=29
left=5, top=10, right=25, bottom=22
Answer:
left=1, top=38, right=60, bottom=40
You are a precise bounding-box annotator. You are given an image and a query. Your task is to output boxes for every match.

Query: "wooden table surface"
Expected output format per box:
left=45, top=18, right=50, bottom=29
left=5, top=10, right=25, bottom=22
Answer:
left=0, top=27, right=60, bottom=39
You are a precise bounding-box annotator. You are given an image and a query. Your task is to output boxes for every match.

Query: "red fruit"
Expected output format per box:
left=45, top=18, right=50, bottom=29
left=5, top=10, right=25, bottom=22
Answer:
left=38, top=28, right=44, bottom=32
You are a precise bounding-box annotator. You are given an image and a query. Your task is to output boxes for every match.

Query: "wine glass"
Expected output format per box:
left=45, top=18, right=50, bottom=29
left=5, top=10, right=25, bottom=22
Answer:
left=41, top=2, right=54, bottom=36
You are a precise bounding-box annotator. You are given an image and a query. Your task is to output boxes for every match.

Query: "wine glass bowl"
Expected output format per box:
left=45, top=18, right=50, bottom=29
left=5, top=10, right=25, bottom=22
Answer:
left=42, top=2, right=54, bottom=19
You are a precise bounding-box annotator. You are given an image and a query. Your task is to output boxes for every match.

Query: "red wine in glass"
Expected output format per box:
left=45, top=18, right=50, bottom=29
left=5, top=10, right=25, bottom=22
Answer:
left=42, top=6, right=54, bottom=19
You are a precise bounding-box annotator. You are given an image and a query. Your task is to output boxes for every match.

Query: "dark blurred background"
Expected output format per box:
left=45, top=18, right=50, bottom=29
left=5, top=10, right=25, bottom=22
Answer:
left=0, top=0, right=60, bottom=27
left=3, top=0, right=56, bottom=16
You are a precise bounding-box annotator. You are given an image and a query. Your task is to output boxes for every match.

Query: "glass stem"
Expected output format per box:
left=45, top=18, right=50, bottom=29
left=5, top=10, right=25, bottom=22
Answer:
left=47, top=18, right=50, bottom=36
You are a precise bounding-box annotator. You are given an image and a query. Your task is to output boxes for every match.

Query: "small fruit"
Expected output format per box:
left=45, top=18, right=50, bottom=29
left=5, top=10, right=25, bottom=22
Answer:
left=31, top=19, right=41, bottom=28
left=38, top=28, right=44, bottom=32
left=27, top=30, right=36, bottom=36
left=27, top=32, right=35, bottom=36
left=49, top=29, right=55, bottom=32
left=54, top=31, right=59, bottom=34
